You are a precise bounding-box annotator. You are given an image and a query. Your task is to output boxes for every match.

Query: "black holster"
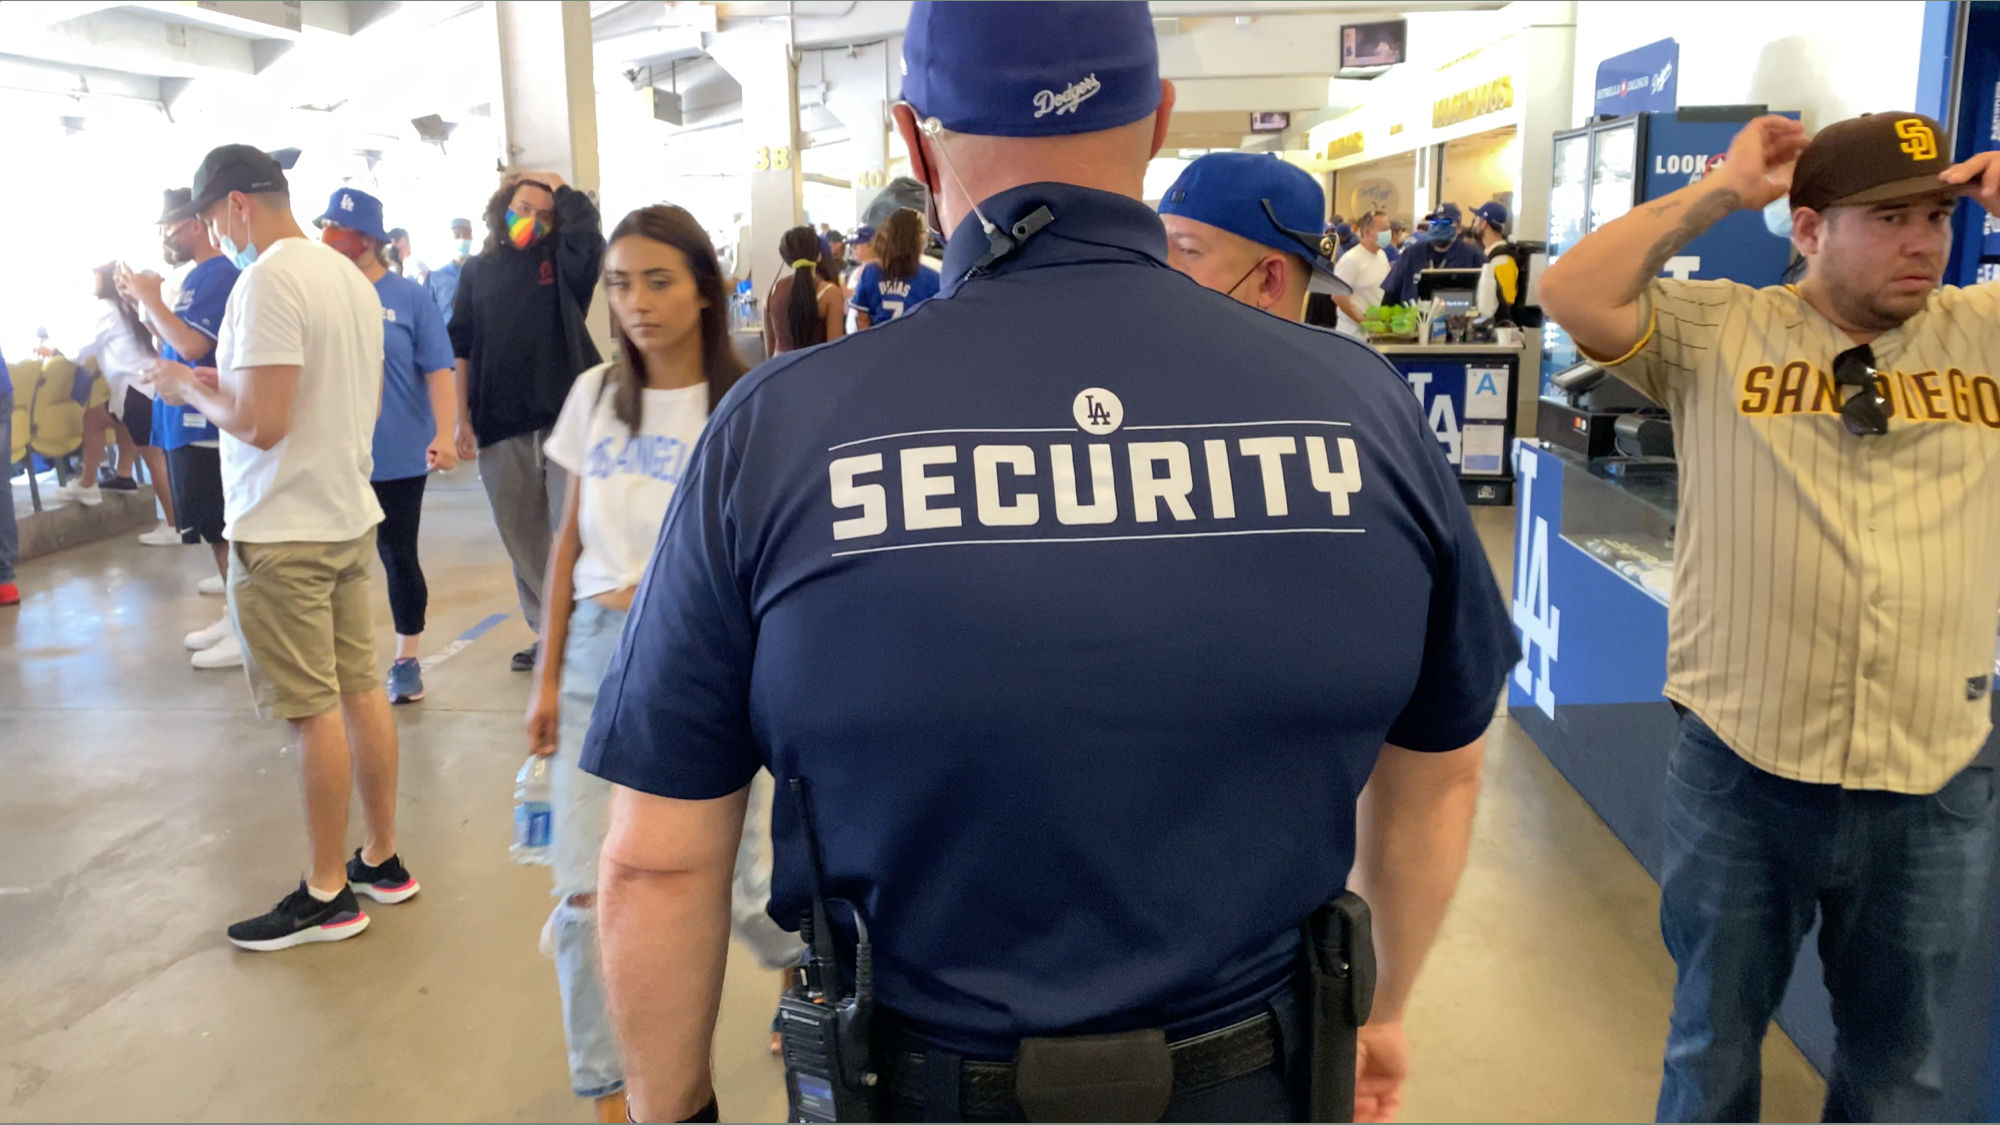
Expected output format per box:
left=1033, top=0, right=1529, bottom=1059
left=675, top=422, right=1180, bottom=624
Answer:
left=1301, top=891, right=1376, bottom=1123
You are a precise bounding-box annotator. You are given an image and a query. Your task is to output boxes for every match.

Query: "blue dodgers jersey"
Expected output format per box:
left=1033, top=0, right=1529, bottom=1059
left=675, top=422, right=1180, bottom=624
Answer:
left=370, top=272, right=455, bottom=480
left=583, top=185, right=1518, bottom=1054
left=851, top=262, right=942, bottom=325
left=154, top=256, right=238, bottom=450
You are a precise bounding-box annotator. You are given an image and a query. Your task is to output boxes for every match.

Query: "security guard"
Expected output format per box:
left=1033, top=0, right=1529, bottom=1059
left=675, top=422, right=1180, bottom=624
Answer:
left=583, top=4, right=1518, bottom=1122
left=1380, top=202, right=1485, bottom=306
left=1157, top=151, right=1337, bottom=323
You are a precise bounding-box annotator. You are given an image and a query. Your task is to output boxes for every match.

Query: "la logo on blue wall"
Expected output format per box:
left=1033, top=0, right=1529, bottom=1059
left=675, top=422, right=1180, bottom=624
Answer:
left=1511, top=444, right=1559, bottom=717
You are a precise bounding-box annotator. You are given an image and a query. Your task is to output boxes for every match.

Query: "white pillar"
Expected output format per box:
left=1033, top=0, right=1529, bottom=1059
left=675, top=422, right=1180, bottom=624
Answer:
left=493, top=0, right=609, bottom=354
left=1508, top=0, right=1576, bottom=434
left=821, top=39, right=896, bottom=227
left=709, top=21, right=803, bottom=290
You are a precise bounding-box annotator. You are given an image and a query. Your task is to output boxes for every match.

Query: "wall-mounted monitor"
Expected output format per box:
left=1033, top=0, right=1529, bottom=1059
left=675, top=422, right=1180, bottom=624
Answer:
left=1340, top=20, right=1406, bottom=71
left=1249, top=111, right=1291, bottom=134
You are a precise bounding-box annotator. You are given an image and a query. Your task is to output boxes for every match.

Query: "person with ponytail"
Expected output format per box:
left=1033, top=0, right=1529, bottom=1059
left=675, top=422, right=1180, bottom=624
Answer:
left=762, top=224, right=844, bottom=355
left=525, top=204, right=797, bottom=1120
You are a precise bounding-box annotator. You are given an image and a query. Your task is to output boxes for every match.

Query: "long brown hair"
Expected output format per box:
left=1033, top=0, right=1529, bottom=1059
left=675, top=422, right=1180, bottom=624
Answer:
left=602, top=205, right=745, bottom=432
left=94, top=263, right=156, bottom=359
left=874, top=209, right=925, bottom=283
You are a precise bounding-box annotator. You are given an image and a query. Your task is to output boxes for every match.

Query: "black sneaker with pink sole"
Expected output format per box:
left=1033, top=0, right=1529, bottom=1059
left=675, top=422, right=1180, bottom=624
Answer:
left=346, top=849, right=420, bottom=904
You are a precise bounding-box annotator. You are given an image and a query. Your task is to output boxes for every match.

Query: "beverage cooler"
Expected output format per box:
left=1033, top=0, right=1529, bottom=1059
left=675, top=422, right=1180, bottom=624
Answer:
left=1538, top=108, right=1797, bottom=396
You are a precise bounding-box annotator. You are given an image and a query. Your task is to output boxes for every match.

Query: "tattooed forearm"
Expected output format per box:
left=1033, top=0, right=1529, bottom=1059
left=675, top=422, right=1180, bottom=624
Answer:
left=1622, top=186, right=1743, bottom=304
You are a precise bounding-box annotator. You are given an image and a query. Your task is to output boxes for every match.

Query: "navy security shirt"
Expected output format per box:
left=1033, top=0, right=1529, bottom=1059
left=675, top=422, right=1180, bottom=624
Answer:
left=582, top=184, right=1518, bottom=1055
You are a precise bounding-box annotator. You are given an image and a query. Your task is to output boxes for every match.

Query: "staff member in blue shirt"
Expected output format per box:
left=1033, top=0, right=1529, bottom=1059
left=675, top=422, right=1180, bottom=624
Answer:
left=317, top=188, right=459, bottom=704
left=1379, top=202, right=1485, bottom=306
left=118, top=191, right=243, bottom=669
left=583, top=5, right=1517, bottom=1121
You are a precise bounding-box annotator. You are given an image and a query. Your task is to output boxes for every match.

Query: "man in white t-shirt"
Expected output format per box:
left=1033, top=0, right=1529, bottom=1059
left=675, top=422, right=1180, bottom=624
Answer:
left=1332, top=210, right=1392, bottom=339
left=146, top=144, right=417, bottom=953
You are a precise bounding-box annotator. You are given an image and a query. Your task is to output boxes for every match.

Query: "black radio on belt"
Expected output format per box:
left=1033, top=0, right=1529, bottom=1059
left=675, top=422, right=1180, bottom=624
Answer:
left=780, top=778, right=879, bottom=1123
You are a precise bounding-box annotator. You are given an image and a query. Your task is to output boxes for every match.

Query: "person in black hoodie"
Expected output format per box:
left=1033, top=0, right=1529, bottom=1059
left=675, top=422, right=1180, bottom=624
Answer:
left=449, top=172, right=605, bottom=672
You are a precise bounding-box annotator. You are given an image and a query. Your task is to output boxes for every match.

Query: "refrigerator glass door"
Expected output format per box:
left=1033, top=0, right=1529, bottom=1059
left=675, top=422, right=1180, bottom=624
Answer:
left=1589, top=120, right=1639, bottom=233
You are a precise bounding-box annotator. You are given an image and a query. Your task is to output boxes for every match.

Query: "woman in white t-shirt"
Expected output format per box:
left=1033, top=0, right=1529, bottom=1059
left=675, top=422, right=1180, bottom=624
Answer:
left=523, top=204, right=749, bottom=1119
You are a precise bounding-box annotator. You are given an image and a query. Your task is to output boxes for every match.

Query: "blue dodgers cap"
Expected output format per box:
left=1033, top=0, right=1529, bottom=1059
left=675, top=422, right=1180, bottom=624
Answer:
left=851, top=225, right=876, bottom=245
left=900, top=1, right=1161, bottom=137
left=1472, top=201, right=1509, bottom=228
left=314, top=187, right=389, bottom=243
left=1158, top=152, right=1334, bottom=274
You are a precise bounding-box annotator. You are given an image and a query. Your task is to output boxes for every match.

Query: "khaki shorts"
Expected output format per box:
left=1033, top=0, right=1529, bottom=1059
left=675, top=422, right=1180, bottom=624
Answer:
left=229, top=531, right=379, bottom=721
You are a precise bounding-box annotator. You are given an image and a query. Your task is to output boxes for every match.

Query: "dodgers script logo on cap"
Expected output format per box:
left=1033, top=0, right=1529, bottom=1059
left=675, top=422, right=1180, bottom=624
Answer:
left=1036, top=74, right=1103, bottom=119
left=901, top=1, right=1161, bottom=138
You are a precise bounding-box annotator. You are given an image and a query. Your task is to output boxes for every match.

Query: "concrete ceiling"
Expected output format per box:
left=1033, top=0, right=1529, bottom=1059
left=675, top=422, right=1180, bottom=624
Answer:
left=2, top=0, right=1513, bottom=162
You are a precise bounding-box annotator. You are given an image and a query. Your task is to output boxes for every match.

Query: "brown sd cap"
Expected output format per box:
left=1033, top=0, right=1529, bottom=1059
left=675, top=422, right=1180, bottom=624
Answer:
left=1791, top=112, right=1965, bottom=212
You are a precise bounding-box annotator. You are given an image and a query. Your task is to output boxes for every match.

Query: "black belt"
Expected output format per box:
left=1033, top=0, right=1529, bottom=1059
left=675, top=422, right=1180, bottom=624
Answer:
left=879, top=1010, right=1281, bottom=1121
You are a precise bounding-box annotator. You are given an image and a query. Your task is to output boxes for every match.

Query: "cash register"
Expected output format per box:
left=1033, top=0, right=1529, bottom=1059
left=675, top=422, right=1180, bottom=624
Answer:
left=1415, top=268, right=1482, bottom=344
left=1541, top=360, right=1673, bottom=464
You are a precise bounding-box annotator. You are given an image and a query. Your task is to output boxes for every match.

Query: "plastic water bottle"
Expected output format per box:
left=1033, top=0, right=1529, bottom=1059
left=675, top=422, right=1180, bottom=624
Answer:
left=512, top=754, right=553, bottom=865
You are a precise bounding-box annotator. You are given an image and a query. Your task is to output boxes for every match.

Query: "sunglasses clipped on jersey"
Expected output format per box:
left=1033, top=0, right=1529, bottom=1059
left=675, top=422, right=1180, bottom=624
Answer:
left=1832, top=344, right=1890, bottom=437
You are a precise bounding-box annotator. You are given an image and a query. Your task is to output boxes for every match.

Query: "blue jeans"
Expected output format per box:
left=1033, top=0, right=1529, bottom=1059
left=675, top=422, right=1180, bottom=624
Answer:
left=550, top=600, right=627, bottom=1099
left=1657, top=711, right=1996, bottom=1122
left=0, top=390, right=15, bottom=582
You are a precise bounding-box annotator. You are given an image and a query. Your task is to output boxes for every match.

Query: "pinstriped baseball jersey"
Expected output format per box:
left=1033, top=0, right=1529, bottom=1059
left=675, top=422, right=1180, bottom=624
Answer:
left=1603, top=278, right=2000, bottom=795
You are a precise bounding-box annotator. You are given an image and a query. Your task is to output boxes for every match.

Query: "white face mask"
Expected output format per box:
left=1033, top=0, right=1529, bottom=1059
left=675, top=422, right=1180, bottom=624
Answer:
left=1763, top=195, right=1794, bottom=239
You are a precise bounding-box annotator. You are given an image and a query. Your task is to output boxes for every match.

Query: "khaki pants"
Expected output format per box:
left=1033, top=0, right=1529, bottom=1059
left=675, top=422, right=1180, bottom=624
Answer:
left=229, top=531, right=380, bottom=720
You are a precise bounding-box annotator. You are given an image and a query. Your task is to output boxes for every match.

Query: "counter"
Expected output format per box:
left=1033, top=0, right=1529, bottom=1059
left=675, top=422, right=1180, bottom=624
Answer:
left=1507, top=439, right=2000, bottom=1114
left=1372, top=342, right=1522, bottom=505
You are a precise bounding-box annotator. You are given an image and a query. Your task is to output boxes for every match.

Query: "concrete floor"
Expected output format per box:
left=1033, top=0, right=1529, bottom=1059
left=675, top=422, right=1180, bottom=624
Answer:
left=0, top=475, right=1824, bottom=1122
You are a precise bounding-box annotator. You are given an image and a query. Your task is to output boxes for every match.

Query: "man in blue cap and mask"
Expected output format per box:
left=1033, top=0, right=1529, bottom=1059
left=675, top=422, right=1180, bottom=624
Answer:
left=1380, top=201, right=1485, bottom=306
left=584, top=5, right=1516, bottom=1121
left=1158, top=151, right=1337, bottom=321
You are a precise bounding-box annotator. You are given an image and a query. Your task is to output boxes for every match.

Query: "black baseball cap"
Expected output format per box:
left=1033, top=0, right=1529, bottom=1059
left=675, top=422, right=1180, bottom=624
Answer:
left=159, top=187, right=194, bottom=224
left=1792, top=113, right=1964, bottom=212
left=188, top=144, right=288, bottom=215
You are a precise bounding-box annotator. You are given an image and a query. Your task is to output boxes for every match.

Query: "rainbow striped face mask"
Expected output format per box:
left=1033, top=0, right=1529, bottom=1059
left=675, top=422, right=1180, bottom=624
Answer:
left=505, top=208, right=550, bottom=249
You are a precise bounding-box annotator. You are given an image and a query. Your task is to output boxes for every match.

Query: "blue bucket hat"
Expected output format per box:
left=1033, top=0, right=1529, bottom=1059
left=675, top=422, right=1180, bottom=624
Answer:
left=1158, top=152, right=1337, bottom=277
left=315, top=187, right=389, bottom=243
left=900, top=1, right=1162, bottom=138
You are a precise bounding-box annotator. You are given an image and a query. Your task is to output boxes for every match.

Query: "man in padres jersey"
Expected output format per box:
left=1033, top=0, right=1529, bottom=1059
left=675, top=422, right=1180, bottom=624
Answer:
left=581, top=3, right=1517, bottom=1121
left=1541, top=112, right=2000, bottom=1122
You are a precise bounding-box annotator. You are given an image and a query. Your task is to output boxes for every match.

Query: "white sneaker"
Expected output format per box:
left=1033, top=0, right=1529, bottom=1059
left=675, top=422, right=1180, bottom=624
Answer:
left=139, top=524, right=184, bottom=546
left=58, top=483, right=103, bottom=507
left=197, top=575, right=225, bottom=597
left=184, top=615, right=233, bottom=651
left=191, top=632, right=244, bottom=669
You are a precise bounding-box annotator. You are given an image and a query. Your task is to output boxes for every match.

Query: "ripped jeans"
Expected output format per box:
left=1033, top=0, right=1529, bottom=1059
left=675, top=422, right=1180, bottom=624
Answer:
left=547, top=601, right=800, bottom=1099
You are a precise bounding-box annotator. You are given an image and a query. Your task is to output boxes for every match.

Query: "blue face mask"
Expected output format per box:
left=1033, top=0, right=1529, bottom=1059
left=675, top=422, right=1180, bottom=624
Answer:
left=1426, top=225, right=1456, bottom=249
left=1375, top=230, right=1392, bottom=248
left=217, top=208, right=258, bottom=269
